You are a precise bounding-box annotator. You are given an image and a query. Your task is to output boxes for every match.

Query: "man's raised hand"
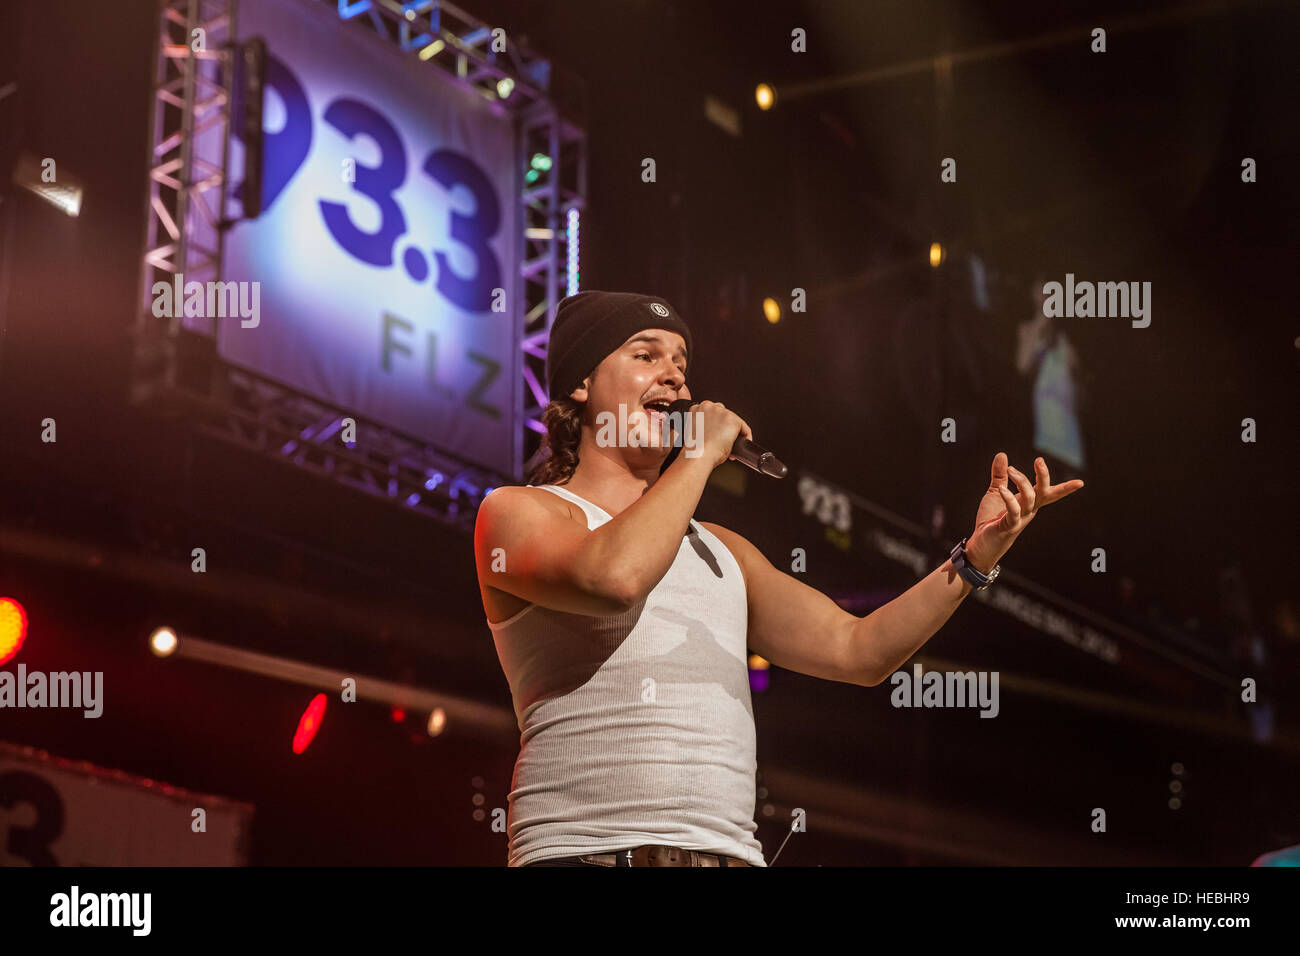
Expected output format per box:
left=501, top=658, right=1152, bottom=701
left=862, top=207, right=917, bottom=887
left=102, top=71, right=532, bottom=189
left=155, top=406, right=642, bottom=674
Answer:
left=967, top=452, right=1084, bottom=571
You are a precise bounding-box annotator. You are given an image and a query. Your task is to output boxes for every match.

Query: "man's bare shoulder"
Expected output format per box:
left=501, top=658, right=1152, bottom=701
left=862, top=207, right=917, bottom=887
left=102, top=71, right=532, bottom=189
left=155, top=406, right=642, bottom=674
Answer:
left=697, top=520, right=744, bottom=543
left=478, top=484, right=579, bottom=527
left=696, top=521, right=755, bottom=580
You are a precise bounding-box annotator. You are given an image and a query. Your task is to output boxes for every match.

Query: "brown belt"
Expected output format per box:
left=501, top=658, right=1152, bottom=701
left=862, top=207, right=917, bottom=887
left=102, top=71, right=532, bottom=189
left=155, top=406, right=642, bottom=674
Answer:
left=545, top=845, right=753, bottom=867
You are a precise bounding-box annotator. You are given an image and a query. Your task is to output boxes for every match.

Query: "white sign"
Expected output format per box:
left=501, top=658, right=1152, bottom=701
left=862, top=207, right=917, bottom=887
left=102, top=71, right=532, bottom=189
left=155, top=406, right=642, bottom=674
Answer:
left=0, top=741, right=251, bottom=866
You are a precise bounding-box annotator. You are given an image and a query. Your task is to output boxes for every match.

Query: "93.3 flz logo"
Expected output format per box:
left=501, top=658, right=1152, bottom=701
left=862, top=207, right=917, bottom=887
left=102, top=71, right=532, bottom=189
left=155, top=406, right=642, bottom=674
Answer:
left=234, top=54, right=503, bottom=313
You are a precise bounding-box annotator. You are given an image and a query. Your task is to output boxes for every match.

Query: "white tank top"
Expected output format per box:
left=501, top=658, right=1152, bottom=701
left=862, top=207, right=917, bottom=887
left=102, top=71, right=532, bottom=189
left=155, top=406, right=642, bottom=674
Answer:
left=486, top=483, right=766, bottom=867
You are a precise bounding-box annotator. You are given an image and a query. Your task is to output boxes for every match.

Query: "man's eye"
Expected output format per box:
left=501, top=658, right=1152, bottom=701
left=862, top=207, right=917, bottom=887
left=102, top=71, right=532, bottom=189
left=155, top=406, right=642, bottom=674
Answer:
left=636, top=352, right=651, bottom=360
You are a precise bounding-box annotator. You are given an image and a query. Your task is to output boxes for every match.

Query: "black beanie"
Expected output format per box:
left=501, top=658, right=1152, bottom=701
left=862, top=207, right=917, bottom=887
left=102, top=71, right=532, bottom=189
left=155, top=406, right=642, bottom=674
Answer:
left=545, top=290, right=693, bottom=401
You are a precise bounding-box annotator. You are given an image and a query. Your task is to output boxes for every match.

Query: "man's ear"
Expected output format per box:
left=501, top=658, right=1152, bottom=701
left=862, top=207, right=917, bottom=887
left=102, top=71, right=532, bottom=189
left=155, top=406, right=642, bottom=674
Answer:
left=569, top=375, right=591, bottom=403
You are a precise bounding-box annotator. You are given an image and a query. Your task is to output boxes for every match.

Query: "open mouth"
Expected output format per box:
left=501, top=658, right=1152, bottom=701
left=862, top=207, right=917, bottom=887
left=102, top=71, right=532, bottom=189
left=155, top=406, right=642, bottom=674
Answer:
left=642, top=399, right=672, bottom=425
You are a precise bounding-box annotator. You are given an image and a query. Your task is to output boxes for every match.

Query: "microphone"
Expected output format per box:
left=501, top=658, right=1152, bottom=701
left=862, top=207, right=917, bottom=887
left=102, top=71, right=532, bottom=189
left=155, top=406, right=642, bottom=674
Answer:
left=665, top=399, right=788, bottom=479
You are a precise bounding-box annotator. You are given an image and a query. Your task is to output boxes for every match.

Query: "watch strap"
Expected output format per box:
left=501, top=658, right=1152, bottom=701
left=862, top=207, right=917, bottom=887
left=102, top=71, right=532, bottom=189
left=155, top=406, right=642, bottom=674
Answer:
left=950, top=538, right=1000, bottom=589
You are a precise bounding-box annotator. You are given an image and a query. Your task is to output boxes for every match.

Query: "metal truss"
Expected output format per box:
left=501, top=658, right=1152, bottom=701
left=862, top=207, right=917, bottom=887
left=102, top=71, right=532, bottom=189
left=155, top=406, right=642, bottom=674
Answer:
left=188, top=350, right=501, bottom=531
left=328, top=0, right=559, bottom=111
left=132, top=0, right=587, bottom=527
left=137, top=0, right=235, bottom=354
left=518, top=102, right=587, bottom=474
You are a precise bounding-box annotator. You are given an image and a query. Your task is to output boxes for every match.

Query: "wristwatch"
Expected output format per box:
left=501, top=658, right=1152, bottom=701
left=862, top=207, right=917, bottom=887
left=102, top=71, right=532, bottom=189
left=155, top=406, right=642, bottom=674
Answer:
left=949, top=538, right=1001, bottom=590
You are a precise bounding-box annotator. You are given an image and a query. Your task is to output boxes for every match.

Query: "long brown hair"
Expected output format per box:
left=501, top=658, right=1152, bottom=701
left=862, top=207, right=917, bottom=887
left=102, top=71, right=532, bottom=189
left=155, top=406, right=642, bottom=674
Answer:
left=525, top=366, right=596, bottom=486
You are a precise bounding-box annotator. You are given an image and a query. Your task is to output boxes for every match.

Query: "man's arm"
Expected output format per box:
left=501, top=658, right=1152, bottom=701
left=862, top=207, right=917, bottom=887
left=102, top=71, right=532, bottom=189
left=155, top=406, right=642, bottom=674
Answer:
left=701, top=522, right=974, bottom=688
left=476, top=455, right=713, bottom=615
left=702, top=454, right=1083, bottom=687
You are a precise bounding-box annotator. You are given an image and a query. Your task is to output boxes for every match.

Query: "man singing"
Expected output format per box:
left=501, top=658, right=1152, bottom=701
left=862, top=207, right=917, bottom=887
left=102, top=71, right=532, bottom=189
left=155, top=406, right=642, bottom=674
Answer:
left=474, top=290, right=1083, bottom=867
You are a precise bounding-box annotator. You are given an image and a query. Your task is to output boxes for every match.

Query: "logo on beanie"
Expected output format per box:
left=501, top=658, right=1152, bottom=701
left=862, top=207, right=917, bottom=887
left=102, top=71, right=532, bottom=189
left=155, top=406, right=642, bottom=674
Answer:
left=648, top=302, right=669, bottom=317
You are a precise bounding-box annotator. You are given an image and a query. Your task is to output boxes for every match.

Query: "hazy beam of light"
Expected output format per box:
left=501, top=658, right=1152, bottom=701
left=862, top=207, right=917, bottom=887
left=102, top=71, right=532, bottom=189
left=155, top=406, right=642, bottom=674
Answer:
left=778, top=0, right=1269, bottom=100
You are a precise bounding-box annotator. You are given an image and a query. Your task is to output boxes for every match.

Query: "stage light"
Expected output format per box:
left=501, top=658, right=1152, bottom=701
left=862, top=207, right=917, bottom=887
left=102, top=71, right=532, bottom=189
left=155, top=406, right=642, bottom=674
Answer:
left=530, top=153, right=552, bottom=172
left=929, top=242, right=945, bottom=267
left=0, top=598, right=28, bottom=666
left=427, top=707, right=447, bottom=736
left=418, top=39, right=445, bottom=61
left=292, top=693, right=327, bottom=754
left=496, top=77, right=514, bottom=99
left=755, top=83, right=775, bottom=110
left=149, top=627, right=178, bottom=657
left=12, top=151, right=83, bottom=217
left=566, top=207, right=580, bottom=296
left=762, top=298, right=781, bottom=324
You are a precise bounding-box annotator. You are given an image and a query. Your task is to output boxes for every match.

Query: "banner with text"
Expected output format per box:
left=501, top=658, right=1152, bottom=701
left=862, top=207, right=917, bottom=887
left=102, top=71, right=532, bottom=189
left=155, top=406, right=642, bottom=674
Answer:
left=213, top=0, right=519, bottom=474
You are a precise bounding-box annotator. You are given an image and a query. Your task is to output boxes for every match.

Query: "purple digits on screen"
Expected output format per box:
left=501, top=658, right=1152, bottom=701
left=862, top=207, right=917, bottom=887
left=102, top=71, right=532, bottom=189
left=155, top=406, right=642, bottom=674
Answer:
left=262, top=55, right=313, bottom=210
left=238, top=53, right=504, bottom=313
left=423, top=148, right=502, bottom=313
left=318, top=98, right=408, bottom=267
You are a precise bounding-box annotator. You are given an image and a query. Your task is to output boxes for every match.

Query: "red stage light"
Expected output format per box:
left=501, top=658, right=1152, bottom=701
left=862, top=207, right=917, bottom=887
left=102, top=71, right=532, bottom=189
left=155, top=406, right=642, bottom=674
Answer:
left=292, top=693, right=328, bottom=754
left=0, top=598, right=28, bottom=665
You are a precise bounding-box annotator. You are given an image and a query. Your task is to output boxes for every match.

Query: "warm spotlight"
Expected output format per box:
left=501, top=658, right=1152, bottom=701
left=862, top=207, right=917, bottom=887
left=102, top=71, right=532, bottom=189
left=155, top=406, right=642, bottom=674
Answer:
left=755, top=83, right=775, bottom=110
left=427, top=707, right=447, bottom=737
left=762, top=297, right=781, bottom=324
left=929, top=242, right=945, bottom=267
left=149, top=627, right=178, bottom=657
left=0, top=598, right=28, bottom=666
left=13, top=151, right=83, bottom=217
